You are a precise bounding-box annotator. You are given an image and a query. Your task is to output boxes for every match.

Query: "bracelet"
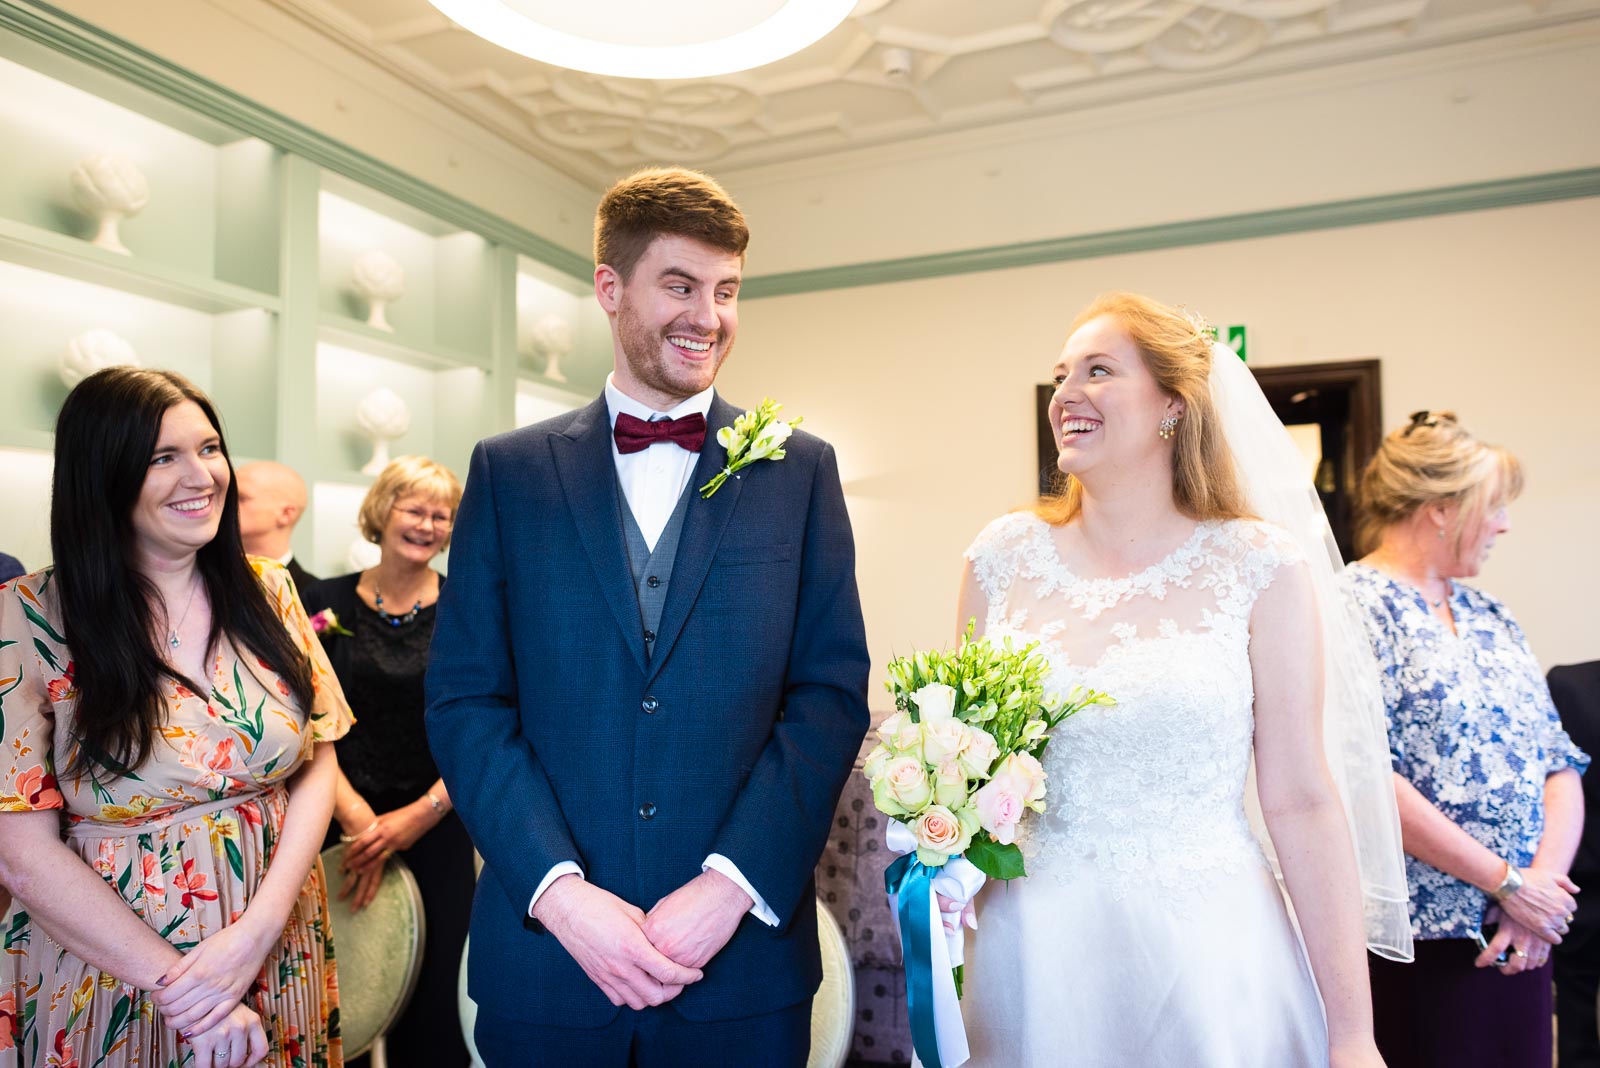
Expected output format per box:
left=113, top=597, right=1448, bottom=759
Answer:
left=338, top=818, right=380, bottom=844
left=426, top=791, right=444, bottom=814
left=1491, top=862, right=1525, bottom=901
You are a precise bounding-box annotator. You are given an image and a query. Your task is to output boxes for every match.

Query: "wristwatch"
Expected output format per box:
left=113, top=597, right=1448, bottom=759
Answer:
left=1490, top=863, right=1525, bottom=901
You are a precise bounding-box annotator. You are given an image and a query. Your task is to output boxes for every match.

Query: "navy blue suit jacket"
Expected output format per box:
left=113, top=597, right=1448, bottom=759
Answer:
left=425, top=393, right=870, bottom=1027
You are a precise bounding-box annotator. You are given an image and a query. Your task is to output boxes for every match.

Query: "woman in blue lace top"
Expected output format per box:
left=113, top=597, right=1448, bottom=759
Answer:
left=1348, top=410, right=1587, bottom=1068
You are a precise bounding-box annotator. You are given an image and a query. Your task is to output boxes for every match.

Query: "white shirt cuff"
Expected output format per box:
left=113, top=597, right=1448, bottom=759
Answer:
left=527, top=861, right=583, bottom=918
left=703, top=854, right=778, bottom=927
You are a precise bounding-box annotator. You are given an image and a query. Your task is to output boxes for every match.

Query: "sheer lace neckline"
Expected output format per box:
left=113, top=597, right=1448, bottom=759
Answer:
left=1036, top=516, right=1212, bottom=589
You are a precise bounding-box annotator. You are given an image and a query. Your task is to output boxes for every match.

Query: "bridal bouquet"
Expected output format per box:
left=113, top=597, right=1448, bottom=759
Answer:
left=865, top=621, right=1112, bottom=1067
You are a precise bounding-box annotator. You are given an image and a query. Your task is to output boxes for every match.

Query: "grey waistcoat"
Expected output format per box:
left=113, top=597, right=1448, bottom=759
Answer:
left=617, top=476, right=695, bottom=664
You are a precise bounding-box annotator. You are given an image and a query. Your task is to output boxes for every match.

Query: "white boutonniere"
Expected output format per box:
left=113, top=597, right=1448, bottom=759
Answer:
left=699, top=398, right=802, bottom=498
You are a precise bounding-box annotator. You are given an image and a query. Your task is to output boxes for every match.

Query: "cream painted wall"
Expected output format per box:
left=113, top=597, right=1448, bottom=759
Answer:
left=725, top=26, right=1600, bottom=274
left=717, top=196, right=1600, bottom=706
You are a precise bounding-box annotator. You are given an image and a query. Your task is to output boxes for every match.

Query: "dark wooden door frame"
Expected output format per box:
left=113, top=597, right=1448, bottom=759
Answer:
left=1250, top=359, right=1384, bottom=474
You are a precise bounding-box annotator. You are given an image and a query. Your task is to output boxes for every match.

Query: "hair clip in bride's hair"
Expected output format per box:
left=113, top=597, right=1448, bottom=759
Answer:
left=1403, top=410, right=1440, bottom=436
left=1177, top=305, right=1217, bottom=346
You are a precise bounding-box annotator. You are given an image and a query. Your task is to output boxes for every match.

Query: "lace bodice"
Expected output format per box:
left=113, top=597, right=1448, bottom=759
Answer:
left=965, top=512, right=1305, bottom=899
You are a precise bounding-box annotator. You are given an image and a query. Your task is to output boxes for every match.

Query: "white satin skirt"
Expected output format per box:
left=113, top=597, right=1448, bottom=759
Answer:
left=960, top=860, right=1328, bottom=1067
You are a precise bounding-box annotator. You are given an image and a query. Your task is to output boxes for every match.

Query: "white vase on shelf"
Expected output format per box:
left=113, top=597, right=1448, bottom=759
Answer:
left=355, top=386, right=410, bottom=475
left=351, top=251, right=405, bottom=333
left=60, top=329, right=141, bottom=388
left=527, top=313, right=574, bottom=383
left=69, top=155, right=149, bottom=256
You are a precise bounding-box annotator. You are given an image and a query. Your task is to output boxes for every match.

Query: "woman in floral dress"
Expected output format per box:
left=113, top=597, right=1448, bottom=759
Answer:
left=1349, top=411, right=1586, bottom=1067
left=0, top=367, right=352, bottom=1068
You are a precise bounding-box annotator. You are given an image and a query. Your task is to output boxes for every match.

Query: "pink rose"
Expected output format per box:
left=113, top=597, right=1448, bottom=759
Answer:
left=973, top=773, right=1028, bottom=845
left=913, top=804, right=974, bottom=865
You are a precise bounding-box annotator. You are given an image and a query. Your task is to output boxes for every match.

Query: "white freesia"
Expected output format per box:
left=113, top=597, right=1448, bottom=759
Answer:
left=911, top=682, right=957, bottom=722
left=746, top=419, right=794, bottom=460
left=700, top=398, right=802, bottom=498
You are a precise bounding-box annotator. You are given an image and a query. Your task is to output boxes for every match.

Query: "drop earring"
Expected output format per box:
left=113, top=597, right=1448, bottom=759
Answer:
left=1158, top=415, right=1179, bottom=440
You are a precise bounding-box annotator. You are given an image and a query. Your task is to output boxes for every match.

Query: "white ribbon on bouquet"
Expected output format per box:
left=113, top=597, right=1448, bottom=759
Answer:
left=885, top=821, right=988, bottom=1068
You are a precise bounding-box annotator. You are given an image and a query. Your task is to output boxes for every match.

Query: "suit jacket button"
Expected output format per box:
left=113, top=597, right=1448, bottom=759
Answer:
left=644, top=630, right=656, bottom=643
left=646, top=575, right=661, bottom=588
left=642, top=696, right=659, bottom=714
left=639, top=802, right=657, bottom=820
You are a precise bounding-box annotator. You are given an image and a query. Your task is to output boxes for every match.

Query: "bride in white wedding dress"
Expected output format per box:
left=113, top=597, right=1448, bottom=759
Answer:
left=954, top=294, right=1410, bottom=1068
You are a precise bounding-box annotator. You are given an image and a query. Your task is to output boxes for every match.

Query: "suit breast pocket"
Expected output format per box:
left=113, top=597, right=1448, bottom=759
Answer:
left=715, top=543, right=797, bottom=567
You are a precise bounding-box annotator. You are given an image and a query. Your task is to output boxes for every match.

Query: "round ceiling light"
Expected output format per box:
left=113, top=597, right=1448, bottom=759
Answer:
left=426, top=0, right=857, bottom=80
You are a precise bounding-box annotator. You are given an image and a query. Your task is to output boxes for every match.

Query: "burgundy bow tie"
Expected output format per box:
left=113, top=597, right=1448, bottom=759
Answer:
left=613, top=411, right=707, bottom=455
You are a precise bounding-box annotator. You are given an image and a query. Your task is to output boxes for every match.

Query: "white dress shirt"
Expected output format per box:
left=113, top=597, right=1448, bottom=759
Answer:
left=527, top=376, right=777, bottom=927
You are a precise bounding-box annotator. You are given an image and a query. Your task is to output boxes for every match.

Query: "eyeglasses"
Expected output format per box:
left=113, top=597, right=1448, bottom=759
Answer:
left=394, top=505, right=453, bottom=529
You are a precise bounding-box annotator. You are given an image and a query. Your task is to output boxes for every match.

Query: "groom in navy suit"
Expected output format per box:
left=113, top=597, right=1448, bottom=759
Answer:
left=426, top=167, right=870, bottom=1065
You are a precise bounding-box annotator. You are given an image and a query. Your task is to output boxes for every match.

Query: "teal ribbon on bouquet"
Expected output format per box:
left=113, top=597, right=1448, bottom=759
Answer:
left=886, top=852, right=944, bottom=1068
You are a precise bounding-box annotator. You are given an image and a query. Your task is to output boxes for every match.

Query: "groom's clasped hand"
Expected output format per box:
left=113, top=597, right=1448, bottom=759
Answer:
left=533, top=868, right=753, bottom=1009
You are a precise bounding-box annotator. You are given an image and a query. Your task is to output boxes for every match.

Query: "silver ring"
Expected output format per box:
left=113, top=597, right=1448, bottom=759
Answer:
left=1512, top=947, right=1528, bottom=958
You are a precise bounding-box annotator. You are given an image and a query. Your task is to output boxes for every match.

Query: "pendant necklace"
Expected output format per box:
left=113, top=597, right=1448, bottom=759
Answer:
left=374, top=586, right=423, bottom=627
left=167, top=575, right=202, bottom=649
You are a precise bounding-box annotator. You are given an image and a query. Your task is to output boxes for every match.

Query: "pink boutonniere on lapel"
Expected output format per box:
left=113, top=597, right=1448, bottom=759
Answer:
left=309, top=608, right=352, bottom=637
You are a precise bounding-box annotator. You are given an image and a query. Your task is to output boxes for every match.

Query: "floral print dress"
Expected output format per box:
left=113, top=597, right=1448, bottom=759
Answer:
left=0, top=560, right=353, bottom=1068
left=1346, top=562, right=1589, bottom=939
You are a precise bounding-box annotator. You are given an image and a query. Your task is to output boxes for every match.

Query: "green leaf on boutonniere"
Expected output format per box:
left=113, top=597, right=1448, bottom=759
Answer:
left=699, top=397, right=802, bottom=498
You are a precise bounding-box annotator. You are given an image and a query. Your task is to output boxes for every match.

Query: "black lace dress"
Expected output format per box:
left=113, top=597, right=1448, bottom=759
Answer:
left=304, top=572, right=473, bottom=1068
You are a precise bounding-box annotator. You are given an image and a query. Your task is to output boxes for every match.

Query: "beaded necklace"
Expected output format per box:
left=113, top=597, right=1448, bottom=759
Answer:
left=373, top=587, right=423, bottom=627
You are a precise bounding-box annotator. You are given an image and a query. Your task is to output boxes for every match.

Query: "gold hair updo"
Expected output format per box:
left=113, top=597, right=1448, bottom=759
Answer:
left=1355, top=411, right=1523, bottom=555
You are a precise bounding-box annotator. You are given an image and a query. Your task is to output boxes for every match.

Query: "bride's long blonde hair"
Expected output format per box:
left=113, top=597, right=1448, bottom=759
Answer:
left=1035, top=292, right=1253, bottom=526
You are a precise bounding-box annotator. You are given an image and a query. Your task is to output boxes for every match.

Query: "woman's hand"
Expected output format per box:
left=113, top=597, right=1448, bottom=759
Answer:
left=342, top=799, right=436, bottom=872
left=1497, top=867, right=1578, bottom=944
left=153, top=921, right=274, bottom=1035
left=934, top=892, right=978, bottom=935
left=338, top=858, right=386, bottom=913
left=1329, top=1036, right=1386, bottom=1068
left=1478, top=908, right=1555, bottom=974
left=182, top=1001, right=269, bottom=1068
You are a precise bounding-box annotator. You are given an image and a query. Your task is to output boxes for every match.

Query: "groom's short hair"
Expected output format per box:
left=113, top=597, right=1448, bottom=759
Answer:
left=594, top=167, right=749, bottom=281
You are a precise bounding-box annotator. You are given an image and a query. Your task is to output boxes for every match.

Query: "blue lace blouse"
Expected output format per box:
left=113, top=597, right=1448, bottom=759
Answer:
left=1346, top=563, right=1589, bottom=940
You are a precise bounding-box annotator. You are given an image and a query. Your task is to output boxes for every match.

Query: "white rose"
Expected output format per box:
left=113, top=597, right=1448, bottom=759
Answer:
left=995, top=751, right=1047, bottom=807
left=873, top=756, right=933, bottom=817
left=877, top=711, right=923, bottom=759
left=911, top=682, right=957, bottom=723
left=957, top=725, right=1000, bottom=779
left=921, top=718, right=970, bottom=766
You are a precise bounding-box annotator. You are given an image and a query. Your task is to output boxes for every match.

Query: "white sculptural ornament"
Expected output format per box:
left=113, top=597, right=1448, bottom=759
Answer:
left=345, top=537, right=383, bottom=573
left=69, top=155, right=150, bottom=256
left=355, top=386, right=411, bottom=476
left=527, top=312, right=574, bottom=383
left=60, top=329, right=141, bottom=388
left=351, top=251, right=406, bottom=333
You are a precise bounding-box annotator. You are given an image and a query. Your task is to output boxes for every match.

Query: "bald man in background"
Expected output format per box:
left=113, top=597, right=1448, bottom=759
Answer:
left=237, top=460, right=318, bottom=590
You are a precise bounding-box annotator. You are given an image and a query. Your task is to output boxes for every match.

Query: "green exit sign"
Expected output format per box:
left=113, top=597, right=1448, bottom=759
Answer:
left=1223, top=325, right=1247, bottom=361
left=1205, top=324, right=1248, bottom=361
